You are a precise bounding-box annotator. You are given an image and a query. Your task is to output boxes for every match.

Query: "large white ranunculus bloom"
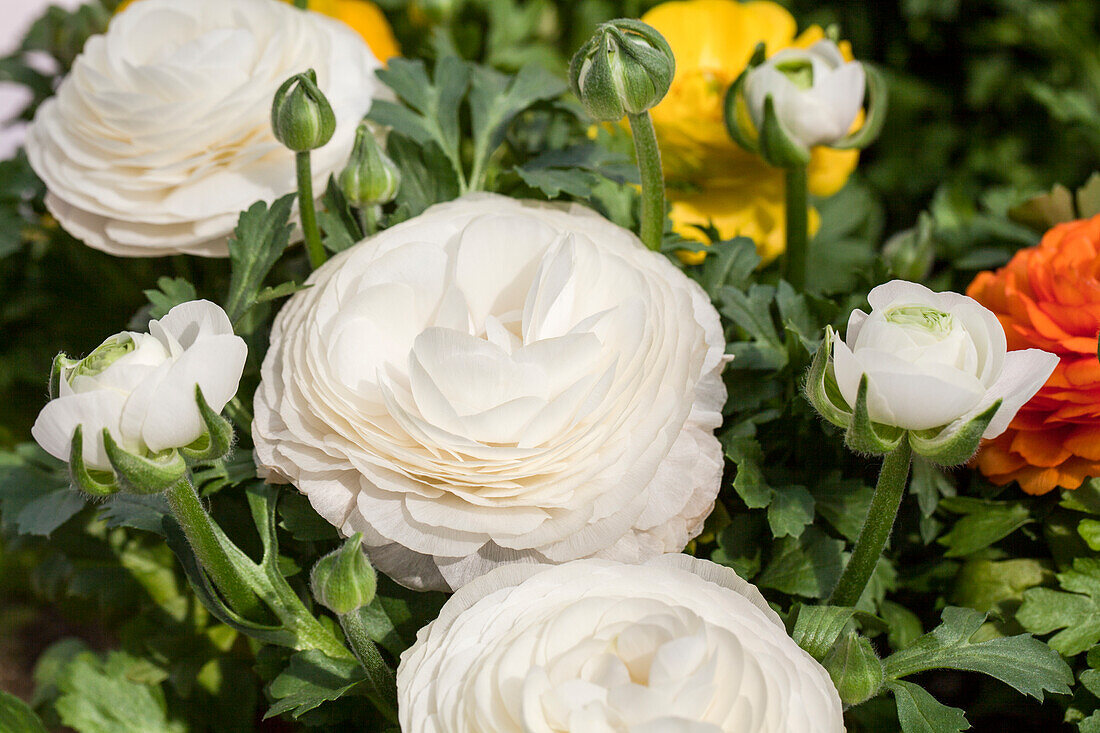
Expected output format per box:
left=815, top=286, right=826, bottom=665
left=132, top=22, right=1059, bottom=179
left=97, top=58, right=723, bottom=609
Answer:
left=832, top=280, right=1057, bottom=435
left=24, top=0, right=383, bottom=257
left=744, top=39, right=865, bottom=149
left=33, top=300, right=247, bottom=470
left=253, top=194, right=727, bottom=591
left=398, top=555, right=845, bottom=732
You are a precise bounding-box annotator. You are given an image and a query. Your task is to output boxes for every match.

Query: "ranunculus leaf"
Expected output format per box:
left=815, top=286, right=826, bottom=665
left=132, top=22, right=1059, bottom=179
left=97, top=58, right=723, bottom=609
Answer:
left=757, top=527, right=846, bottom=598
left=722, top=435, right=773, bottom=509
left=0, top=442, right=86, bottom=536
left=885, top=606, right=1073, bottom=699
left=143, top=277, right=197, bottom=321
left=55, top=651, right=184, bottom=733
left=225, top=195, right=296, bottom=327
left=767, top=484, right=815, bottom=539
left=0, top=690, right=47, bottom=733
left=790, top=604, right=857, bottom=660
left=888, top=679, right=970, bottom=733
left=937, top=496, right=1032, bottom=557
left=1018, top=557, right=1100, bottom=656
left=263, top=649, right=369, bottom=721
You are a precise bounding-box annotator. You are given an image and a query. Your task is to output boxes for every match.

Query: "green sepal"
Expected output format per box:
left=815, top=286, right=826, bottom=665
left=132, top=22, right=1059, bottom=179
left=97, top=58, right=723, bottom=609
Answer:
left=790, top=604, right=857, bottom=661
left=747, top=41, right=767, bottom=68
left=908, top=399, right=1001, bottom=467
left=759, top=94, right=811, bottom=168
left=569, top=18, right=675, bottom=121
left=271, top=68, right=336, bottom=153
left=102, top=430, right=186, bottom=495
left=804, top=326, right=852, bottom=429
left=844, top=375, right=905, bottom=455
left=68, top=425, right=119, bottom=497
left=830, top=63, right=888, bottom=151
left=823, top=631, right=885, bottom=706
left=180, top=385, right=235, bottom=462
left=49, top=352, right=79, bottom=400
left=722, top=68, right=759, bottom=155
left=310, top=532, right=377, bottom=616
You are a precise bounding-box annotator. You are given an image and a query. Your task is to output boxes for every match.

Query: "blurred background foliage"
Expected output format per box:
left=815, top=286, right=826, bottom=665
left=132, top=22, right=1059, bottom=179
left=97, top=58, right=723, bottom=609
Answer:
left=2, top=0, right=1100, bottom=730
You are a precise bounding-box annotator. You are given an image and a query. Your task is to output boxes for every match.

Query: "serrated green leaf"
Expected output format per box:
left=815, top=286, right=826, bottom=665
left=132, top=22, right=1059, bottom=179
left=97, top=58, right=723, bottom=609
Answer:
left=264, top=649, right=366, bottom=720
left=354, top=576, right=448, bottom=658
left=55, top=651, right=184, bottom=733
left=1018, top=557, right=1100, bottom=656
left=0, top=690, right=47, bottom=733
left=1079, top=519, right=1100, bottom=551
left=721, top=435, right=772, bottom=509
left=97, top=494, right=170, bottom=535
left=143, top=277, right=197, bottom=320
left=790, top=604, right=856, bottom=660
left=0, top=443, right=85, bottom=536
left=812, top=475, right=874, bottom=542
left=757, top=527, right=845, bottom=598
left=938, top=497, right=1032, bottom=557
left=888, top=680, right=970, bottom=733
left=767, top=484, right=814, bottom=538
left=885, top=606, right=1073, bottom=699
left=881, top=600, right=924, bottom=651
left=386, top=135, right=462, bottom=218
left=225, top=195, right=295, bottom=326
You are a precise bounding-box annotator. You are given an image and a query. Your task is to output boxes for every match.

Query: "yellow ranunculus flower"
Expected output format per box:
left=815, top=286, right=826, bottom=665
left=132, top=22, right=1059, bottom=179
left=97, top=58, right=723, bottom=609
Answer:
left=641, top=0, right=860, bottom=264
left=117, top=0, right=400, bottom=62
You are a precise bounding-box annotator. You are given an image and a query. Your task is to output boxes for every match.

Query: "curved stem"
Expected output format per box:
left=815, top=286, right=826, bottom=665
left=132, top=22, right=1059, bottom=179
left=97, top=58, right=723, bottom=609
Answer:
left=340, top=611, right=399, bottom=723
left=783, top=164, right=809, bottom=290
left=828, top=440, right=912, bottom=608
left=166, top=478, right=266, bottom=621
left=358, top=205, right=378, bottom=238
left=296, top=152, right=326, bottom=270
left=627, top=111, right=665, bottom=251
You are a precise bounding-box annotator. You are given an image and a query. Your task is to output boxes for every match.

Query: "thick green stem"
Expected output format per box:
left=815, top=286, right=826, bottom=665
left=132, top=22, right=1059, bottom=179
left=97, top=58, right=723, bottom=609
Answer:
left=340, top=612, right=399, bottom=723
left=627, top=111, right=665, bottom=251
left=828, top=440, right=913, bottom=608
left=783, top=164, right=810, bottom=290
left=358, top=206, right=377, bottom=238
left=296, top=152, right=326, bottom=270
left=166, top=479, right=266, bottom=621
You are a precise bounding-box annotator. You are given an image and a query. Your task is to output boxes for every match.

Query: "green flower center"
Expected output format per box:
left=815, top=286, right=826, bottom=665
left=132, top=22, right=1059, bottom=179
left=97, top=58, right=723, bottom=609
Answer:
left=75, top=334, right=135, bottom=379
left=775, top=58, right=815, bottom=90
left=885, top=305, right=955, bottom=336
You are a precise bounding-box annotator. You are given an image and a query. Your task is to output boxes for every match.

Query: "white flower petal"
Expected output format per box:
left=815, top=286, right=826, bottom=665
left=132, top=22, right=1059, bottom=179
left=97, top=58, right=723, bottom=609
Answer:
left=32, top=390, right=129, bottom=470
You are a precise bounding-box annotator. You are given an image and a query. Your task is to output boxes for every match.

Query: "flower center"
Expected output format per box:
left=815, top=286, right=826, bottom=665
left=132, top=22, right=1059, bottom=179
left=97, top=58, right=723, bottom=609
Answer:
left=74, top=335, right=135, bottom=380
left=884, top=305, right=955, bottom=337
left=775, top=58, right=815, bottom=90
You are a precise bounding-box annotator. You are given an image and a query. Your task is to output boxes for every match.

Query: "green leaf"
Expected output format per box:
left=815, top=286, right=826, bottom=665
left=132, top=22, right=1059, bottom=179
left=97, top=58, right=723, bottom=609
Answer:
left=790, top=604, right=857, bottom=660
left=0, top=443, right=85, bottom=536
left=951, top=558, right=1051, bottom=616
left=318, top=175, right=362, bottom=254
left=881, top=600, right=924, bottom=651
left=1079, top=518, right=1100, bottom=551
left=385, top=135, right=462, bottom=218
left=224, top=195, right=295, bottom=326
left=355, top=576, right=448, bottom=658
left=812, top=475, right=874, bottom=542
left=467, top=63, right=567, bottom=190
left=938, top=497, right=1032, bottom=557
left=264, top=649, right=366, bottom=720
left=719, top=284, right=787, bottom=371
left=885, top=606, right=1073, bottom=699
left=98, top=494, right=170, bottom=535
left=757, top=527, right=845, bottom=598
left=55, top=651, right=184, bottom=733
left=767, top=484, right=814, bottom=539
left=721, top=435, right=772, bottom=509
left=0, top=690, right=47, bottom=733
left=143, top=277, right=197, bottom=320
left=888, top=680, right=970, bottom=733
left=278, top=491, right=339, bottom=542
left=1018, top=557, right=1100, bottom=656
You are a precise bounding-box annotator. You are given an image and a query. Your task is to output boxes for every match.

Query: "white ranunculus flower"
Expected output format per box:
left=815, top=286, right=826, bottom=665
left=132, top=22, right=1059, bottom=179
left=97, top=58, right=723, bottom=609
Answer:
left=398, top=555, right=845, bottom=732
left=24, top=0, right=384, bottom=257
left=832, top=280, right=1058, bottom=434
left=744, top=39, right=865, bottom=149
left=33, top=300, right=247, bottom=470
left=253, top=193, right=727, bottom=591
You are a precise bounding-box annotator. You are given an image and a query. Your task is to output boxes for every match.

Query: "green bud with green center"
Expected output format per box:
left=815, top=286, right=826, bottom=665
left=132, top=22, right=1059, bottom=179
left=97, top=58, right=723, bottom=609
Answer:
left=338, top=124, right=401, bottom=208
left=310, top=533, right=377, bottom=616
left=272, top=69, right=336, bottom=153
left=569, top=19, right=675, bottom=121
left=884, top=305, right=954, bottom=335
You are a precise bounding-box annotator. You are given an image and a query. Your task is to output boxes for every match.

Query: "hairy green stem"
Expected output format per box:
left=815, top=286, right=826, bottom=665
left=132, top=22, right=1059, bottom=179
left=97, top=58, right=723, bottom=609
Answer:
left=829, top=440, right=913, bottom=608
left=783, top=164, right=810, bottom=290
left=627, top=111, right=665, bottom=251
left=358, top=206, right=377, bottom=238
left=340, top=612, right=399, bottom=723
left=296, top=152, right=326, bottom=270
left=166, top=479, right=266, bottom=621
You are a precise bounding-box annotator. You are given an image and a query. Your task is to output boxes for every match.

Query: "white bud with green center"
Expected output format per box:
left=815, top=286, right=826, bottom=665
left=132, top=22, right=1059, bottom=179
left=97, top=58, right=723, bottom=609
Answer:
left=804, top=280, right=1058, bottom=462
left=569, top=19, right=675, bottom=121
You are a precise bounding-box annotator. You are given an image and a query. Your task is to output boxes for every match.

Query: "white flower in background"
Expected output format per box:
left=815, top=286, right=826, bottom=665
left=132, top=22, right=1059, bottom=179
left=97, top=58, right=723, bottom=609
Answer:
left=832, top=280, right=1057, bottom=435
left=253, top=194, right=727, bottom=591
left=33, top=300, right=246, bottom=470
left=744, top=39, right=865, bottom=149
left=398, top=555, right=845, bottom=732
left=24, top=0, right=383, bottom=257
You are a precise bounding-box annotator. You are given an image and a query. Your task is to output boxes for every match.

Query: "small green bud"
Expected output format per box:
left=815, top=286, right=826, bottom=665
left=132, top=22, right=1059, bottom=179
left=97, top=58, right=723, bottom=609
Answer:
left=569, top=19, right=675, bottom=121
left=338, top=124, right=401, bottom=208
left=884, top=213, right=936, bottom=282
left=822, top=631, right=884, bottom=706
left=271, top=69, right=336, bottom=153
left=310, top=533, right=377, bottom=616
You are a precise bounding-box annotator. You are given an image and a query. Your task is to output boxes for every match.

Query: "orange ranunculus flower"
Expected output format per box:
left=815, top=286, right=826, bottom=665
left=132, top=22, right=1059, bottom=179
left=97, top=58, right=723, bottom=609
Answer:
left=641, top=0, right=860, bottom=263
left=117, top=0, right=400, bottom=62
left=967, top=214, right=1100, bottom=495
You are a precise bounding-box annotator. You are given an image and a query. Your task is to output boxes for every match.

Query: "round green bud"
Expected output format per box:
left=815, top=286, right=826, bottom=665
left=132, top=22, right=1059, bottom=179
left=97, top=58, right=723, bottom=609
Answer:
left=271, top=69, right=336, bottom=153
left=822, top=632, right=885, bottom=706
left=310, top=533, right=377, bottom=616
left=569, top=18, right=675, bottom=121
left=338, top=124, right=401, bottom=208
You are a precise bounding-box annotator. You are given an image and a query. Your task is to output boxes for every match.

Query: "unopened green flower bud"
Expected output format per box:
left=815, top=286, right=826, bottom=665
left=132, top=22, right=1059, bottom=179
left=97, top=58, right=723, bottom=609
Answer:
left=271, top=69, right=336, bottom=153
left=884, top=213, right=935, bottom=282
left=822, top=632, right=884, bottom=706
left=338, top=124, right=401, bottom=207
left=310, top=533, right=377, bottom=616
left=569, top=19, right=675, bottom=121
